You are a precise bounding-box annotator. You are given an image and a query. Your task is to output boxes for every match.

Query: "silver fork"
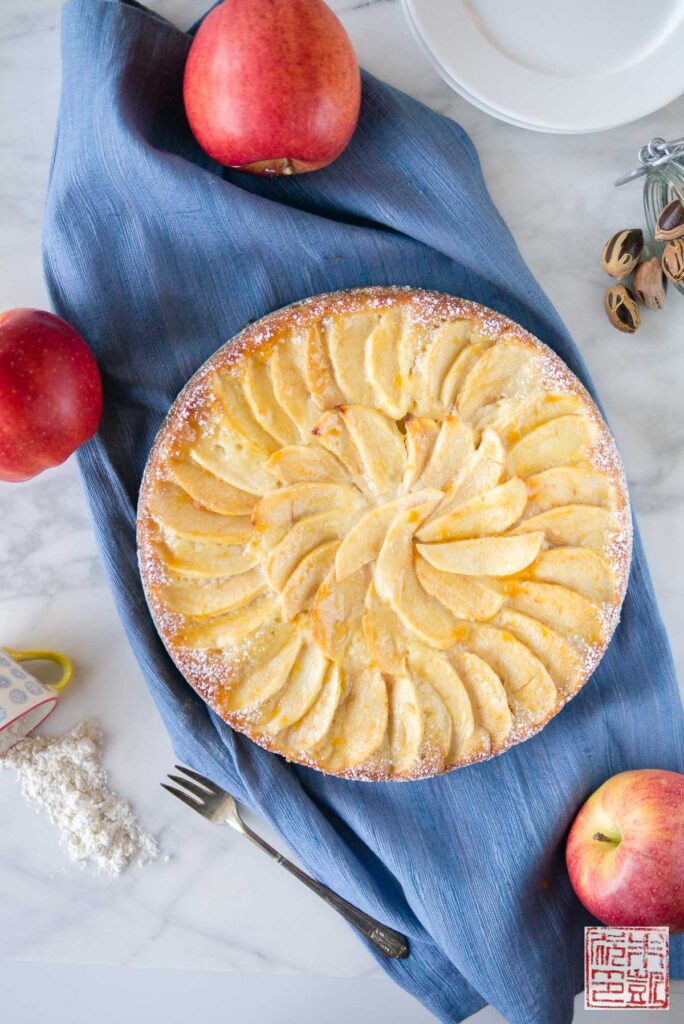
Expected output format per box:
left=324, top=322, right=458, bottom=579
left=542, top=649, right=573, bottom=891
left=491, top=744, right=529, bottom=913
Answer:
left=162, top=764, right=409, bottom=960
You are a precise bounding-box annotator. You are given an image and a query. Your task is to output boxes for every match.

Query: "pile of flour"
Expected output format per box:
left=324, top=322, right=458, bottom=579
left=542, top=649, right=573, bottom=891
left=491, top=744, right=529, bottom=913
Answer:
left=0, top=720, right=159, bottom=875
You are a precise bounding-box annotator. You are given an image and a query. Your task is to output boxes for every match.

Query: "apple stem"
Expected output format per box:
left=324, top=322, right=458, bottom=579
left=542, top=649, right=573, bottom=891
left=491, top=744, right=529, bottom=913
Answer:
left=593, top=831, right=618, bottom=844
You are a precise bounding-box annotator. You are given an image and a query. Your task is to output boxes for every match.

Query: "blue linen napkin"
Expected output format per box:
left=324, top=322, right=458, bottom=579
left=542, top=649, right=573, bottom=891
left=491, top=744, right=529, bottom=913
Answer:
left=42, top=2, right=684, bottom=1020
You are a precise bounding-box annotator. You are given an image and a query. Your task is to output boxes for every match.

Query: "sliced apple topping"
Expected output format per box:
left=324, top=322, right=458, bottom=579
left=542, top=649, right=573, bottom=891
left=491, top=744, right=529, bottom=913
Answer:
left=252, top=483, right=364, bottom=529
left=219, top=625, right=302, bottom=712
left=362, top=582, right=408, bottom=674
left=458, top=337, right=541, bottom=418
left=410, top=649, right=479, bottom=762
left=523, top=546, right=615, bottom=603
left=413, top=416, right=475, bottom=490
left=149, top=481, right=254, bottom=544
left=315, top=668, right=389, bottom=773
left=190, top=431, right=274, bottom=495
left=375, top=506, right=461, bottom=649
left=253, top=644, right=328, bottom=735
left=311, top=566, right=371, bottom=661
left=311, top=408, right=365, bottom=482
left=155, top=536, right=261, bottom=579
left=163, top=567, right=266, bottom=618
left=302, top=322, right=344, bottom=410
left=386, top=674, right=424, bottom=774
left=335, top=489, right=441, bottom=582
left=269, top=340, right=320, bottom=437
left=242, top=355, right=299, bottom=447
left=512, top=504, right=617, bottom=553
left=418, top=477, right=527, bottom=541
left=266, top=444, right=348, bottom=485
left=417, top=531, right=544, bottom=577
left=403, top=416, right=439, bottom=490
left=420, top=320, right=471, bottom=404
left=493, top=608, right=583, bottom=691
left=326, top=313, right=379, bottom=406
left=525, top=466, right=617, bottom=516
left=265, top=509, right=357, bottom=591
left=414, top=557, right=503, bottom=620
left=494, top=580, right=605, bottom=645
left=279, top=662, right=343, bottom=752
left=339, top=404, right=406, bottom=495
left=170, top=458, right=256, bottom=516
left=437, top=428, right=504, bottom=512
left=463, top=623, right=557, bottom=722
left=210, top=371, right=279, bottom=454
left=450, top=650, right=513, bottom=746
left=474, top=391, right=583, bottom=443
left=180, top=592, right=278, bottom=648
left=441, top=342, right=492, bottom=410
left=507, top=415, right=593, bottom=478
left=365, top=307, right=410, bottom=418
left=280, top=539, right=340, bottom=621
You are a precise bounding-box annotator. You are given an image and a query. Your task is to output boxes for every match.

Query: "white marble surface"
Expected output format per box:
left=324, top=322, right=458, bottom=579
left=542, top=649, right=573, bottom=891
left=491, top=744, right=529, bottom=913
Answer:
left=0, top=1, right=683, bottom=1022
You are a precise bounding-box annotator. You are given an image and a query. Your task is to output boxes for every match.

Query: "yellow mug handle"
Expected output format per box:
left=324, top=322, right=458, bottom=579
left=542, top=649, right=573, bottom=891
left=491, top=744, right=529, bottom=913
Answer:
left=3, top=648, right=74, bottom=694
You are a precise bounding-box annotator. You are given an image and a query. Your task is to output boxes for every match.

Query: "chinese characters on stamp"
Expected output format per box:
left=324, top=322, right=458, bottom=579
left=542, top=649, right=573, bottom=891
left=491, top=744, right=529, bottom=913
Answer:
left=585, top=926, right=669, bottom=1010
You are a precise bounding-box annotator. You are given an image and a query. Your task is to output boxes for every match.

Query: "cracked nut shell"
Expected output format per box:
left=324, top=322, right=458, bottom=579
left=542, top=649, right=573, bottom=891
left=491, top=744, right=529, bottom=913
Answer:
left=604, top=285, right=640, bottom=334
left=601, top=228, right=643, bottom=279
left=662, top=239, right=684, bottom=285
left=654, top=197, right=684, bottom=242
left=633, top=257, right=667, bottom=311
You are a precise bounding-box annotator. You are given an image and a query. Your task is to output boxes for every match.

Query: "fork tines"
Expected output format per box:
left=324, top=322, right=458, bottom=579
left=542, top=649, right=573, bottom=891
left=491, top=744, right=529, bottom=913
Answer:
left=161, top=763, right=222, bottom=815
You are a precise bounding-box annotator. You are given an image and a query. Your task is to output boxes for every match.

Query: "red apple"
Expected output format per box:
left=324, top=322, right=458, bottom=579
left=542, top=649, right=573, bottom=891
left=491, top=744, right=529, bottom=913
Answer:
left=183, top=0, right=361, bottom=175
left=0, top=308, right=102, bottom=482
left=566, top=769, right=684, bottom=932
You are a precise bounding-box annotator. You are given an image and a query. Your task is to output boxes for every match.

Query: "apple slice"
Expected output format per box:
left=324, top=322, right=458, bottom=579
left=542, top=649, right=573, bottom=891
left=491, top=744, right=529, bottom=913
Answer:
left=180, top=592, right=278, bottom=648
left=339, top=405, right=406, bottom=495
left=418, top=477, right=527, bottom=542
left=311, top=565, right=370, bottom=660
left=190, top=431, right=274, bottom=495
left=362, top=582, right=408, bottom=674
left=149, top=481, right=254, bottom=544
left=437, top=428, right=504, bottom=512
left=410, top=675, right=453, bottom=773
left=374, top=506, right=461, bottom=649
left=265, top=444, right=348, bottom=485
left=414, top=557, right=503, bottom=620
left=155, top=536, right=261, bottom=579
left=512, top=504, right=616, bottom=552
left=163, top=567, right=266, bottom=617
left=422, top=320, right=471, bottom=403
left=280, top=539, right=340, bottom=621
left=334, top=489, right=441, bottom=582
left=252, top=482, right=364, bottom=529
left=326, top=313, right=378, bottom=406
left=524, top=546, right=615, bottom=603
left=311, top=408, right=364, bottom=481
left=496, top=580, right=605, bottom=644
left=253, top=644, right=328, bottom=735
left=268, top=341, right=320, bottom=437
left=266, top=509, right=356, bottom=591
left=465, top=623, right=557, bottom=721
left=493, top=608, right=582, bottom=690
left=441, top=342, right=492, bottom=409
left=315, top=668, right=388, bottom=773
left=386, top=675, right=423, bottom=775
left=410, top=649, right=477, bottom=761
left=413, top=416, right=475, bottom=490
left=403, top=417, right=439, bottom=490
left=170, top=458, right=256, bottom=516
left=450, top=650, right=513, bottom=745
left=242, top=355, right=299, bottom=447
left=525, top=466, right=617, bottom=516
left=210, top=371, right=279, bottom=454
left=220, top=627, right=302, bottom=712
left=303, top=322, right=343, bottom=410
left=507, top=415, right=593, bottom=478
left=279, top=662, right=343, bottom=753
left=473, top=391, right=583, bottom=443
left=365, top=307, right=410, bottom=418
left=417, top=531, right=544, bottom=577
left=458, top=337, right=541, bottom=418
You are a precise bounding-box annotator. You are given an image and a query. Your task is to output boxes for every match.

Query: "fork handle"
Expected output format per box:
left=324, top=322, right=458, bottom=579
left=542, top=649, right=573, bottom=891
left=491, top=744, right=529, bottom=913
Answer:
left=240, top=824, right=409, bottom=959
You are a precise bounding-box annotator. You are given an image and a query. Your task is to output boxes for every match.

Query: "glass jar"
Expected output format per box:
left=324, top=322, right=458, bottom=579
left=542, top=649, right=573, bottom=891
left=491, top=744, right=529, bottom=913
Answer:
left=617, top=136, right=684, bottom=296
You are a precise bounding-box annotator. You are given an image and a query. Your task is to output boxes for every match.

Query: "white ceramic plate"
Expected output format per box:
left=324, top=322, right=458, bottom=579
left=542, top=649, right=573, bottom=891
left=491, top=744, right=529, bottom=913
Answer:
left=403, top=0, right=684, bottom=133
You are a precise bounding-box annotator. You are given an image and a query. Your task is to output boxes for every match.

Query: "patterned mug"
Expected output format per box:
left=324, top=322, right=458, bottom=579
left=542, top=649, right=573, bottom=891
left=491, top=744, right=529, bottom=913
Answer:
left=0, top=648, right=73, bottom=756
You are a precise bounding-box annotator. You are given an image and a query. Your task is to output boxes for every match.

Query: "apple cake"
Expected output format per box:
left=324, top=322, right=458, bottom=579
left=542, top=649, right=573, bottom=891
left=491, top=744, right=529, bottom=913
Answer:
left=137, top=287, right=631, bottom=780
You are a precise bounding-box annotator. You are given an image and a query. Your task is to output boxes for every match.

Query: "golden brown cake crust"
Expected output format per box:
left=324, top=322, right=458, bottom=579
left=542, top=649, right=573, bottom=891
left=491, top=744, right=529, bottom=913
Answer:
left=137, top=287, right=631, bottom=781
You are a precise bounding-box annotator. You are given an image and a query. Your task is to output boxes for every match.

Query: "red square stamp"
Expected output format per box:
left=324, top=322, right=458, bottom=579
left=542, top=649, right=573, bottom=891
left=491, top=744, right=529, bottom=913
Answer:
left=585, top=926, right=669, bottom=1010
